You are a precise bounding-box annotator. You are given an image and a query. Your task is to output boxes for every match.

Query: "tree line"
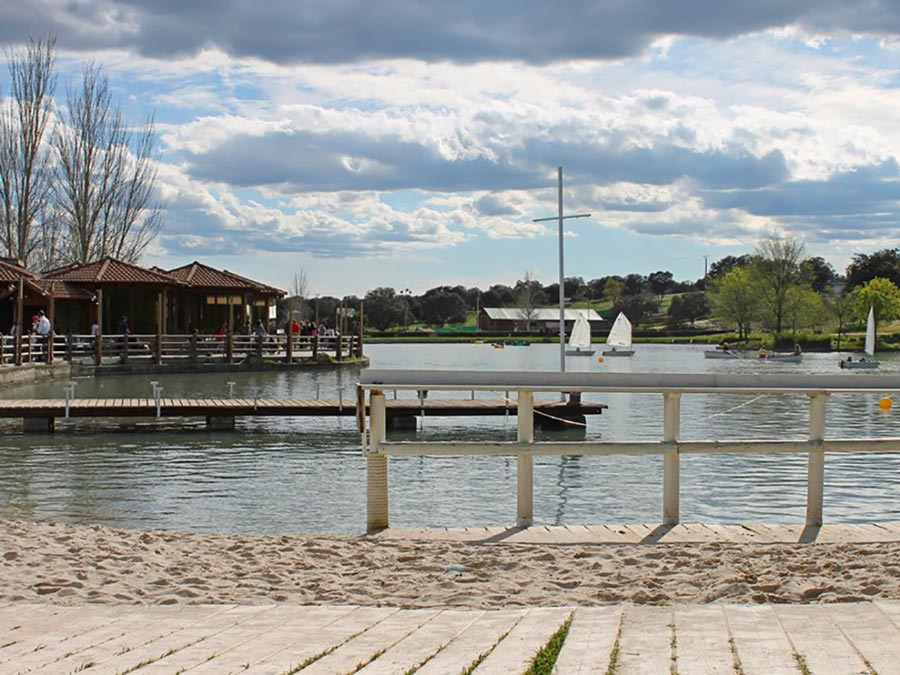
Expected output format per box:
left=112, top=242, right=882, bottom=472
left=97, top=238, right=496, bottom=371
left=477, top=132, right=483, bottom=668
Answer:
left=288, top=238, right=900, bottom=342
left=0, top=36, right=161, bottom=271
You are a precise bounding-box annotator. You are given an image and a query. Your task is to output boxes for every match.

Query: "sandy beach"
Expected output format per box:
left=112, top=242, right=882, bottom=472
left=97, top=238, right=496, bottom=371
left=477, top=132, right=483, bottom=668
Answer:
left=2, top=519, right=900, bottom=608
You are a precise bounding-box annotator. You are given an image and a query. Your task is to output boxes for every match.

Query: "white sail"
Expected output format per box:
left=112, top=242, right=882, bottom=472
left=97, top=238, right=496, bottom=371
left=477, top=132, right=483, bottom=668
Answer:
left=865, top=306, right=876, bottom=356
left=567, top=314, right=592, bottom=351
left=606, top=313, right=632, bottom=349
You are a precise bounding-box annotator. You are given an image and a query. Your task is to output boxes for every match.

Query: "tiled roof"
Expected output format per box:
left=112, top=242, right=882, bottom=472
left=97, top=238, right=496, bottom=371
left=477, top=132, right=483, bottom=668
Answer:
left=482, top=308, right=604, bottom=321
left=166, top=261, right=285, bottom=296
left=43, top=258, right=181, bottom=286
left=32, top=279, right=94, bottom=301
left=0, top=259, right=38, bottom=283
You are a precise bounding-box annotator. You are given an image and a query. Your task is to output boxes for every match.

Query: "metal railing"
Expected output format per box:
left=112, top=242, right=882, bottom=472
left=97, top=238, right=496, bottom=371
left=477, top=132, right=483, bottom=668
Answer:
left=0, top=332, right=362, bottom=366
left=358, top=369, right=900, bottom=533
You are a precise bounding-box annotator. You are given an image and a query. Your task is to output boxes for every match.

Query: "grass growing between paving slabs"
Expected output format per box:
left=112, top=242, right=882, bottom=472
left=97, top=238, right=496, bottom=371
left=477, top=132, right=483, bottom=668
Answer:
left=523, top=613, right=573, bottom=675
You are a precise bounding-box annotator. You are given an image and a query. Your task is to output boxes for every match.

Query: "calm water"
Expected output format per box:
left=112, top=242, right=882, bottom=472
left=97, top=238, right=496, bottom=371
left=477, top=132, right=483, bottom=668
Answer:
left=1, top=343, right=899, bottom=534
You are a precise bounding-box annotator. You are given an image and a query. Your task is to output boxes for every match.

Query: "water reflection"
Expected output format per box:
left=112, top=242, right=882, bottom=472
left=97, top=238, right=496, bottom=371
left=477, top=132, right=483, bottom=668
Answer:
left=0, top=343, right=898, bottom=534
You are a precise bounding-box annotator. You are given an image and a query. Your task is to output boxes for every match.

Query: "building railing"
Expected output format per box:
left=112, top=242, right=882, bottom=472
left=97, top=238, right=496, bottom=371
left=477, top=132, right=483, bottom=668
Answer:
left=0, top=332, right=362, bottom=366
left=358, top=369, right=900, bottom=533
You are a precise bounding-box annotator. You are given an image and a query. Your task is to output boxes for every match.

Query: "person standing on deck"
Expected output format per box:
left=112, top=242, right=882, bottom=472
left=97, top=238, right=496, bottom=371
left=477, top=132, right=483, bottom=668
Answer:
left=35, top=310, right=51, bottom=362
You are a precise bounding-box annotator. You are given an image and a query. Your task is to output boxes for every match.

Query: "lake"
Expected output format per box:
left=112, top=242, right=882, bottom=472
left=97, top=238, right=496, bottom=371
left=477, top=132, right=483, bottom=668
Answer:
left=1, top=343, right=899, bottom=534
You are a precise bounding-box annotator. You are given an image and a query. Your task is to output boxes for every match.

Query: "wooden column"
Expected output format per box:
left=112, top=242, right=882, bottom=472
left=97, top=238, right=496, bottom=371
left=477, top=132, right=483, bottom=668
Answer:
left=517, top=389, right=534, bottom=528
left=285, top=321, right=293, bottom=362
left=357, top=300, right=365, bottom=358
left=47, top=284, right=55, bottom=364
left=663, top=391, right=681, bottom=526
left=367, top=390, right=389, bottom=532
left=14, top=278, right=23, bottom=365
left=807, top=393, right=828, bottom=527
left=155, top=291, right=163, bottom=365
left=95, top=288, right=103, bottom=365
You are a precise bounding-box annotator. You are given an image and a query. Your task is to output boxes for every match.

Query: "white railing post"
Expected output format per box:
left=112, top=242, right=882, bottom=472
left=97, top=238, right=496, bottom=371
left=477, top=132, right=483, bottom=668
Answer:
left=807, top=393, right=827, bottom=527
left=517, top=389, right=534, bottom=528
left=367, top=390, right=389, bottom=533
left=663, top=391, right=681, bottom=525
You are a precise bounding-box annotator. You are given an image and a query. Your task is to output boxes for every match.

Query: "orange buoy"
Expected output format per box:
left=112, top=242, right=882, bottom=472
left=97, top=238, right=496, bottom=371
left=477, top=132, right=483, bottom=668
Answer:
left=598, top=356, right=604, bottom=363
left=880, top=397, right=893, bottom=411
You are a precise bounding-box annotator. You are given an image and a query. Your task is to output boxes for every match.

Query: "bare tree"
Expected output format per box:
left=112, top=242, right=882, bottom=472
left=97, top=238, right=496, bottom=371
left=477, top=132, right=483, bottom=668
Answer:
left=287, top=270, right=309, bottom=320
left=52, top=62, right=162, bottom=265
left=515, top=271, right=543, bottom=331
left=0, top=36, right=56, bottom=267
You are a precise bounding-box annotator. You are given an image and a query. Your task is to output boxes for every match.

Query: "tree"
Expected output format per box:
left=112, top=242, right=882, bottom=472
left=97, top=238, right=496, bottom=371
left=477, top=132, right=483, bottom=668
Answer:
left=824, top=291, right=854, bottom=351
left=712, top=266, right=760, bottom=340
left=667, top=292, right=709, bottom=328
left=753, top=236, right=805, bottom=338
left=800, top=256, right=837, bottom=293
left=647, top=270, right=674, bottom=302
left=364, top=287, right=405, bottom=330
left=622, top=273, right=646, bottom=296
left=854, top=277, right=900, bottom=344
left=52, top=62, right=162, bottom=265
left=420, top=290, right=467, bottom=326
left=845, top=248, right=900, bottom=291
left=603, top=278, right=624, bottom=307
left=515, top=271, right=544, bottom=331
left=708, top=254, right=751, bottom=281
left=586, top=278, right=605, bottom=303
left=0, top=36, right=56, bottom=267
left=614, top=293, right=659, bottom=324
left=783, top=286, right=825, bottom=337
left=481, top=284, right=514, bottom=307
left=285, top=270, right=308, bottom=321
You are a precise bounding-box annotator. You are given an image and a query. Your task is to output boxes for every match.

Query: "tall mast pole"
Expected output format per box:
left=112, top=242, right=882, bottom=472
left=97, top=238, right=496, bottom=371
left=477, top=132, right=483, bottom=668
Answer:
left=533, top=167, right=590, bottom=374
left=557, top=168, right=565, bottom=372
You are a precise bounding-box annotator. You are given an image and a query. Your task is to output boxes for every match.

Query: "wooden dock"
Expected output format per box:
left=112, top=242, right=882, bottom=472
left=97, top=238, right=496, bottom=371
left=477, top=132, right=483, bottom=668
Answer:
left=2, top=601, right=899, bottom=674
left=0, top=397, right=605, bottom=431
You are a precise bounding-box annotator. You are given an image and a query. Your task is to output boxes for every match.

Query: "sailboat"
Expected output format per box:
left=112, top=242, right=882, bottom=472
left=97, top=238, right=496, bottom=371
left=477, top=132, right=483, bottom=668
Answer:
left=840, top=306, right=880, bottom=369
left=602, top=312, right=634, bottom=356
left=565, top=313, right=595, bottom=356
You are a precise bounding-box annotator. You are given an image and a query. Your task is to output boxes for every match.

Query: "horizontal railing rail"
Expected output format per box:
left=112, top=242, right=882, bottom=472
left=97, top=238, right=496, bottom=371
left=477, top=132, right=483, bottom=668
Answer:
left=358, top=369, right=900, bottom=533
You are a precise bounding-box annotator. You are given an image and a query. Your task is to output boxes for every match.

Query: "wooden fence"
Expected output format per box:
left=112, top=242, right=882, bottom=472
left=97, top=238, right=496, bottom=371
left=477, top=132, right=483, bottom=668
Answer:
left=359, top=369, right=900, bottom=533
left=0, top=332, right=362, bottom=366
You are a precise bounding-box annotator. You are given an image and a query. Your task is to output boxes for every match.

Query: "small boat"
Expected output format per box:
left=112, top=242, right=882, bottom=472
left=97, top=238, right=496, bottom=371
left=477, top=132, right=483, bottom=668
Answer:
left=492, top=342, right=505, bottom=349
left=602, top=313, right=634, bottom=356
left=840, top=306, right=880, bottom=369
left=704, top=349, right=739, bottom=359
left=759, top=351, right=802, bottom=363
left=565, top=313, right=595, bottom=356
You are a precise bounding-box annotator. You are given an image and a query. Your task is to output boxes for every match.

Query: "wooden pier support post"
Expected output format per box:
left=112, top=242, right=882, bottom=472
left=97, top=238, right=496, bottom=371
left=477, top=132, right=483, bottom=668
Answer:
left=663, top=391, right=681, bottom=525
left=517, top=389, right=534, bottom=528
left=367, top=390, right=389, bottom=532
left=807, top=393, right=827, bottom=527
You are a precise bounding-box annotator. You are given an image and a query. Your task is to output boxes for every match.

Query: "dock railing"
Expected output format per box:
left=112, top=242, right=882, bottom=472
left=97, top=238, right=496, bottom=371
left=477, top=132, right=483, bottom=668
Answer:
left=1, top=332, right=362, bottom=366
left=358, top=369, right=900, bottom=533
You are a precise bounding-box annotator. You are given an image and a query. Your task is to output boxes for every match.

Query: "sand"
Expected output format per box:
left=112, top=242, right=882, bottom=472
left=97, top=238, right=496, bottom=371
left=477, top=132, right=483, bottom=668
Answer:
left=1, top=519, right=899, bottom=608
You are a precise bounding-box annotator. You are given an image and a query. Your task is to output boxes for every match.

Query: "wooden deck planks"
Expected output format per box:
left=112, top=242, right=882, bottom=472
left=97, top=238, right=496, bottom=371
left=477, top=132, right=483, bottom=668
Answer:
left=826, top=602, right=900, bottom=675
left=299, top=608, right=440, bottom=675
left=472, top=607, right=571, bottom=675
left=551, top=606, right=621, bottom=675
left=723, top=605, right=798, bottom=675
left=242, top=606, right=397, bottom=675
left=355, top=608, right=485, bottom=674
left=617, top=605, right=674, bottom=675
left=3, top=604, right=900, bottom=672
left=671, top=605, right=734, bottom=674
left=414, top=609, right=526, bottom=675
left=773, top=604, right=868, bottom=675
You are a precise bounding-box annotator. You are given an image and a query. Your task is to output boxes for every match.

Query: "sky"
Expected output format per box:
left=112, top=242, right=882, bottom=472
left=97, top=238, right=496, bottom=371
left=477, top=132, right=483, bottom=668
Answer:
left=4, top=1, right=900, bottom=296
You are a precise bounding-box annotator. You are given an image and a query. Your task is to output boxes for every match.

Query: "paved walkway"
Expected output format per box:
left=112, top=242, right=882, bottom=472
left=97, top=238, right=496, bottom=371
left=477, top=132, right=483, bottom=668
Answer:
left=2, top=601, right=899, bottom=674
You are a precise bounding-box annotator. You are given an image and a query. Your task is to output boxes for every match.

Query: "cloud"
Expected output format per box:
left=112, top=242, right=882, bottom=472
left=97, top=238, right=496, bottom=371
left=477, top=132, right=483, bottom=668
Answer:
left=6, top=1, right=900, bottom=65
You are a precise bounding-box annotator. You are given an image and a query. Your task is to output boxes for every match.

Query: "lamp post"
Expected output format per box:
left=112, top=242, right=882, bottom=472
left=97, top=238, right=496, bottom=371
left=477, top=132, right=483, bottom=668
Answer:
left=533, top=167, right=591, bottom=372
left=401, top=289, right=411, bottom=329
